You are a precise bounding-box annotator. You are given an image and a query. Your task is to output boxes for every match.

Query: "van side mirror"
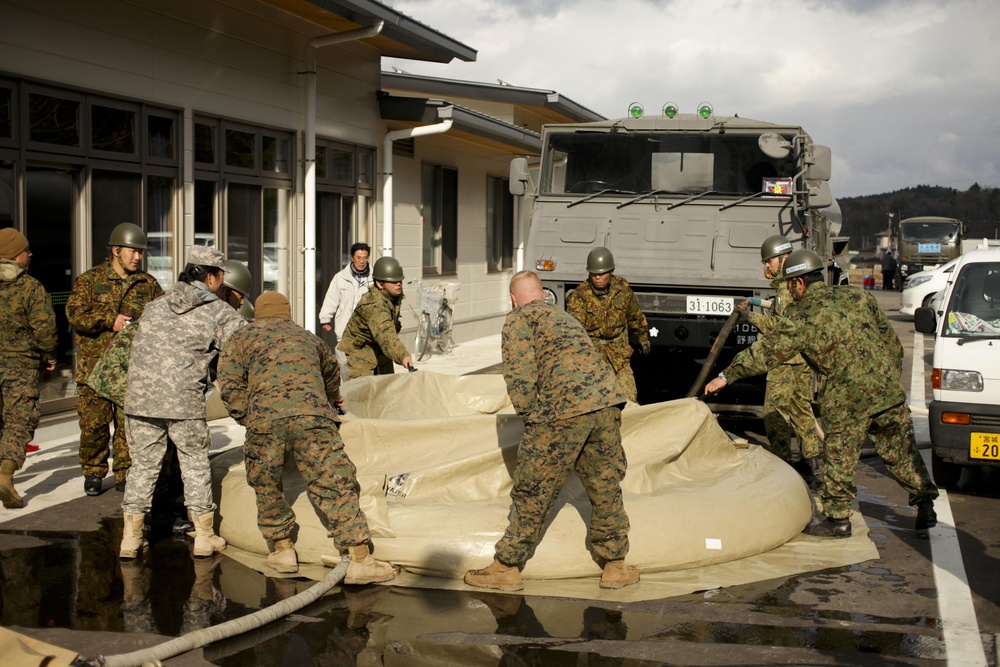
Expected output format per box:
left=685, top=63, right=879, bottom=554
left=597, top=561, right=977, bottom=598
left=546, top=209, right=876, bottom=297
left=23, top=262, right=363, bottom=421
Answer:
left=509, top=157, right=529, bottom=196
left=914, top=307, right=937, bottom=335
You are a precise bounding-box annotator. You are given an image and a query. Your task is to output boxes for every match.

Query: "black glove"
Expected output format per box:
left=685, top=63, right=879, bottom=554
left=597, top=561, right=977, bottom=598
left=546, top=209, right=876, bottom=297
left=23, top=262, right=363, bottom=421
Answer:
left=734, top=307, right=750, bottom=325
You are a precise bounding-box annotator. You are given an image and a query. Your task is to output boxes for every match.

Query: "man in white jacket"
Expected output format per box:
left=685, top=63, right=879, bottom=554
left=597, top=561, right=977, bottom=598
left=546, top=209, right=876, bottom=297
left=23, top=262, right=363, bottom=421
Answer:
left=319, top=243, right=372, bottom=378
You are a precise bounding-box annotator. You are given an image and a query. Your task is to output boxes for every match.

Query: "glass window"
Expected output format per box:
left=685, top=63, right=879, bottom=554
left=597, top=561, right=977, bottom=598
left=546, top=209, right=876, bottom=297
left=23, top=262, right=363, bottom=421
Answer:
left=148, top=114, right=175, bottom=160
left=194, top=179, right=217, bottom=246
left=487, top=176, right=514, bottom=272
left=0, top=86, right=12, bottom=141
left=263, top=187, right=288, bottom=293
left=147, top=175, right=175, bottom=290
left=422, top=164, right=458, bottom=276
left=194, top=122, right=216, bottom=165
left=91, top=170, right=141, bottom=264
left=91, top=104, right=136, bottom=154
left=225, top=128, right=255, bottom=170
left=358, top=147, right=374, bottom=189
left=315, top=145, right=327, bottom=179
left=0, top=160, right=13, bottom=227
left=331, top=146, right=353, bottom=183
left=29, top=92, right=80, bottom=147
left=263, top=133, right=290, bottom=174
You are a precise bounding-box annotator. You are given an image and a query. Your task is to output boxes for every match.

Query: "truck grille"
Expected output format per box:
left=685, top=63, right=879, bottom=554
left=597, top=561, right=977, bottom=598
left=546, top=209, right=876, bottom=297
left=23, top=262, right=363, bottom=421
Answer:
left=971, top=414, right=1000, bottom=428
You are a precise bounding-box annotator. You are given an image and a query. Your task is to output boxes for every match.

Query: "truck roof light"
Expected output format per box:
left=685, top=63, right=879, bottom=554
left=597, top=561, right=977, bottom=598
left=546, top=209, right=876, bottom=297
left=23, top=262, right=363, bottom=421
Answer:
left=662, top=102, right=679, bottom=118
left=697, top=102, right=714, bottom=119
left=628, top=103, right=644, bottom=119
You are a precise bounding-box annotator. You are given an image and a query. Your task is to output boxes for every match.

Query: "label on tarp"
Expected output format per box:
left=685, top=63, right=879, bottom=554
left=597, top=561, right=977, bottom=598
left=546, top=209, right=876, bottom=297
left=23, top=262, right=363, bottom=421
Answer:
left=705, top=538, right=722, bottom=550
left=918, top=243, right=942, bottom=253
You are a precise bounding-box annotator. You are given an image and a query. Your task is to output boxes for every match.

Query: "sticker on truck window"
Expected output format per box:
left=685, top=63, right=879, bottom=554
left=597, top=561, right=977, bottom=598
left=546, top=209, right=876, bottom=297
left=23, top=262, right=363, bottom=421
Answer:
left=686, top=296, right=734, bottom=315
left=970, top=432, right=1000, bottom=460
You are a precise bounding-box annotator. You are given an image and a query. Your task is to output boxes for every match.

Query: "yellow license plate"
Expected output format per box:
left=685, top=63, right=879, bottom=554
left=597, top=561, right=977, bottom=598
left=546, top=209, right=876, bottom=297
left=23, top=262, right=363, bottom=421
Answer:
left=970, top=433, right=1000, bottom=460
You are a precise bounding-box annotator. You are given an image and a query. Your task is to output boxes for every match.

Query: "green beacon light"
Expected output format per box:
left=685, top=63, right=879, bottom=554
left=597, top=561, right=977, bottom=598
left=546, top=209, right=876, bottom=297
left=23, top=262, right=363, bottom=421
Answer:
left=662, top=102, right=679, bottom=118
left=697, top=102, right=714, bottom=119
left=628, top=103, right=644, bottom=119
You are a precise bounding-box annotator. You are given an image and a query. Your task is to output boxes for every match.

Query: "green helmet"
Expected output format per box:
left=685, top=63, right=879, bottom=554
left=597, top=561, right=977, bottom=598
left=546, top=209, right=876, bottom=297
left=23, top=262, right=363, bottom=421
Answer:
left=782, top=249, right=824, bottom=280
left=760, top=235, right=793, bottom=262
left=222, top=259, right=253, bottom=296
left=586, top=247, right=615, bottom=274
left=372, top=256, right=404, bottom=282
left=238, top=301, right=255, bottom=322
left=109, top=222, right=148, bottom=250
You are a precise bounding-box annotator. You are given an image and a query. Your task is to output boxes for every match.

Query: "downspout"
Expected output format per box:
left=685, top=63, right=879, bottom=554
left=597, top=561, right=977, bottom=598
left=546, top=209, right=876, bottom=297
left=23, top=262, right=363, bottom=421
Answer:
left=381, top=117, right=454, bottom=257
left=304, top=21, right=383, bottom=332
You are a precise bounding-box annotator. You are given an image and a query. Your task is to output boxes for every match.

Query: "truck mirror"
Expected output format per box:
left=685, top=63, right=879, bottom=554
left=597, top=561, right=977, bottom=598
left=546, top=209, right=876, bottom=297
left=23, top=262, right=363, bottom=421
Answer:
left=758, top=133, right=791, bottom=159
left=806, top=145, right=832, bottom=181
left=509, top=157, right=528, bottom=196
left=807, top=181, right=833, bottom=209
left=914, top=307, right=937, bottom=335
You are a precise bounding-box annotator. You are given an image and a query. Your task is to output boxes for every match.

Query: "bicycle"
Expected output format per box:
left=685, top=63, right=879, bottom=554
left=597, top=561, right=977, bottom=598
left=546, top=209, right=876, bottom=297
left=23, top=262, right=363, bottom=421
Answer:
left=410, top=280, right=460, bottom=361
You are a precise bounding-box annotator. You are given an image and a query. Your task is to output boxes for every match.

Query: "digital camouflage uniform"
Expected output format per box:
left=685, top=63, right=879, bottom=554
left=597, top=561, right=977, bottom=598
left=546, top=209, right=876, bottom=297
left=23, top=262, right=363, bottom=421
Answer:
left=0, top=259, right=57, bottom=470
left=499, top=299, right=629, bottom=565
left=337, top=285, right=409, bottom=378
left=219, top=317, right=370, bottom=547
left=122, top=280, right=245, bottom=517
left=722, top=282, right=938, bottom=520
left=747, top=276, right=823, bottom=462
left=566, top=275, right=649, bottom=403
left=66, top=260, right=163, bottom=483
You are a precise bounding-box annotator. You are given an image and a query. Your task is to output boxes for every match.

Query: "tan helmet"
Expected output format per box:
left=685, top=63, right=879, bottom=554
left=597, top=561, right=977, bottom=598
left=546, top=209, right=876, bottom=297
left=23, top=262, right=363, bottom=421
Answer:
left=372, top=256, right=404, bottom=282
left=109, top=222, right=148, bottom=250
left=782, top=249, right=824, bottom=279
left=586, top=247, right=615, bottom=274
left=760, top=235, right=793, bottom=262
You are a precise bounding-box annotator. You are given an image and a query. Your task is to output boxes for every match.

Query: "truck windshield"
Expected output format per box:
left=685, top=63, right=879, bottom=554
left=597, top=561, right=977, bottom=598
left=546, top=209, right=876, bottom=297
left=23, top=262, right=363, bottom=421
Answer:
left=540, top=131, right=796, bottom=197
left=900, top=221, right=960, bottom=242
left=942, top=263, right=1000, bottom=338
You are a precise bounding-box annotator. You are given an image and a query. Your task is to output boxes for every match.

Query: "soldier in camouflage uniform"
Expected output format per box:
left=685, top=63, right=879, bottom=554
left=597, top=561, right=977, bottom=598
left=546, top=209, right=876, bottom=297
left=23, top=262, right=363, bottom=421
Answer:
left=0, top=229, right=57, bottom=509
left=119, top=246, right=245, bottom=560
left=67, top=223, right=163, bottom=495
left=218, top=291, right=396, bottom=584
left=464, top=271, right=638, bottom=591
left=706, top=249, right=938, bottom=538
left=337, top=256, right=413, bottom=377
left=566, top=247, right=650, bottom=403
left=744, top=236, right=823, bottom=483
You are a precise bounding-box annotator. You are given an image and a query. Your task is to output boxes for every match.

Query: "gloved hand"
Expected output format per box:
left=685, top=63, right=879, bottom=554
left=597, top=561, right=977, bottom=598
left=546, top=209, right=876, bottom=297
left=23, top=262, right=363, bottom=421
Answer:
left=747, top=297, right=764, bottom=307
left=640, top=338, right=651, bottom=356
left=734, top=300, right=751, bottom=324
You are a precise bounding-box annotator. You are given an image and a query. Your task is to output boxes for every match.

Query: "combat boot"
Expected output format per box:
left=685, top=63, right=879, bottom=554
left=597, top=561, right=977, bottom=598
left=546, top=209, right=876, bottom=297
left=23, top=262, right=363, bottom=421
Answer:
left=915, top=500, right=937, bottom=533
left=342, top=544, right=396, bottom=585
left=464, top=559, right=523, bottom=591
left=267, top=538, right=299, bottom=574
left=0, top=459, right=23, bottom=509
left=190, top=511, right=226, bottom=557
left=600, top=560, right=640, bottom=589
left=803, top=516, right=852, bottom=538
left=119, top=513, right=148, bottom=559
left=793, top=457, right=821, bottom=491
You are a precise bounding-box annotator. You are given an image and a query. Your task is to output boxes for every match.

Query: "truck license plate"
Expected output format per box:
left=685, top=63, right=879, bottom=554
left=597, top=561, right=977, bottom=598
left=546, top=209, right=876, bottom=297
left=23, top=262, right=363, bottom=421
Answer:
left=686, top=296, right=734, bottom=315
left=970, top=432, right=1000, bottom=460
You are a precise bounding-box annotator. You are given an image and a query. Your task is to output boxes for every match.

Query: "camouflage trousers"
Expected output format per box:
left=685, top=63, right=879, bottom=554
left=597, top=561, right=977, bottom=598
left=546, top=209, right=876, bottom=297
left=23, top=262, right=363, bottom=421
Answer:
left=345, top=346, right=394, bottom=378
left=820, top=402, right=939, bottom=520
left=244, top=415, right=370, bottom=546
left=596, top=341, right=637, bottom=403
left=763, top=363, right=823, bottom=462
left=0, top=368, right=40, bottom=469
left=122, top=416, right=216, bottom=516
left=496, top=406, right=630, bottom=565
left=77, top=383, right=130, bottom=482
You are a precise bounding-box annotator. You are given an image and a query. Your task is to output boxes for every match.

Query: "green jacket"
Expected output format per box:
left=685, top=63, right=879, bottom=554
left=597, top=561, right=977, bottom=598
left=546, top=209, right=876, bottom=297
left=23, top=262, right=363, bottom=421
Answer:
left=337, top=286, right=410, bottom=372
left=747, top=275, right=807, bottom=366
left=566, top=275, right=649, bottom=373
left=0, top=259, right=57, bottom=369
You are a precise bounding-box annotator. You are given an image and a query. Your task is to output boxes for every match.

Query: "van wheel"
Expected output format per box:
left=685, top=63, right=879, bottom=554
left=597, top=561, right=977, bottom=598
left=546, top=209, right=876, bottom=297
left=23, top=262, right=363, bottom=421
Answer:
left=931, top=451, right=962, bottom=491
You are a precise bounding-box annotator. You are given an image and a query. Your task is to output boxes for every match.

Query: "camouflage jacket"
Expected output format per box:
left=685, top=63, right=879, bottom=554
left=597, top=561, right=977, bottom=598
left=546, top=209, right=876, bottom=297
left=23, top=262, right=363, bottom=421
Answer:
left=724, top=283, right=905, bottom=426
left=747, top=275, right=807, bottom=366
left=0, top=259, right=57, bottom=369
left=87, top=323, right=138, bottom=407
left=125, top=281, right=245, bottom=420
left=566, top=275, right=649, bottom=373
left=337, top=286, right=409, bottom=364
left=66, top=260, right=163, bottom=384
left=218, top=318, right=341, bottom=432
left=502, top=299, right=626, bottom=424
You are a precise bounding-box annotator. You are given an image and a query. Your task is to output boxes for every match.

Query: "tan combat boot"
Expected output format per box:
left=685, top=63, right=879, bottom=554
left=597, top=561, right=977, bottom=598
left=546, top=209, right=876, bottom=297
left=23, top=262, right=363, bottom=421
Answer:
left=190, top=511, right=226, bottom=557
left=267, top=538, right=299, bottom=574
left=0, top=459, right=23, bottom=509
left=119, top=513, right=148, bottom=559
left=600, top=560, right=640, bottom=589
left=464, top=559, right=524, bottom=591
left=322, top=544, right=396, bottom=585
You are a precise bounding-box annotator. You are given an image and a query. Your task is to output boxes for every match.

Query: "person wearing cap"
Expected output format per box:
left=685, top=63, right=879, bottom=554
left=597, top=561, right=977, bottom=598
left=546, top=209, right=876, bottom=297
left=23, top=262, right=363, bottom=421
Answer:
left=118, top=245, right=246, bottom=560
left=67, top=222, right=164, bottom=496
left=881, top=249, right=898, bottom=291
left=319, top=243, right=373, bottom=378
left=566, top=247, right=649, bottom=402
left=218, top=291, right=396, bottom=583
left=741, top=235, right=823, bottom=485
left=705, top=249, right=938, bottom=539
left=0, top=228, right=57, bottom=509
left=338, top=256, right=414, bottom=377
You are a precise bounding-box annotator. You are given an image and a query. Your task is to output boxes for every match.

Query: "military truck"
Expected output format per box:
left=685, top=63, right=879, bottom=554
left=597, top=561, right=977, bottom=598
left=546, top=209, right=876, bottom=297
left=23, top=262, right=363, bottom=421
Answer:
left=898, top=216, right=964, bottom=279
left=509, top=103, right=849, bottom=414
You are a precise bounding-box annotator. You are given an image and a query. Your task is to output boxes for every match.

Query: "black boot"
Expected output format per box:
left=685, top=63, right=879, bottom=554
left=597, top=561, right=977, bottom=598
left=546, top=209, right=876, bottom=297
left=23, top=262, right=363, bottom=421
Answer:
left=915, top=501, right=937, bottom=533
left=792, top=457, right=820, bottom=491
left=803, top=516, right=852, bottom=538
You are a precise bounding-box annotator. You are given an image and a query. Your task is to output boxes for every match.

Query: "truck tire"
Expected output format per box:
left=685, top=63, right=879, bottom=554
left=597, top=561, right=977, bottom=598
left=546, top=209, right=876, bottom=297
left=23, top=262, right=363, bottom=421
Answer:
left=931, top=451, right=962, bottom=491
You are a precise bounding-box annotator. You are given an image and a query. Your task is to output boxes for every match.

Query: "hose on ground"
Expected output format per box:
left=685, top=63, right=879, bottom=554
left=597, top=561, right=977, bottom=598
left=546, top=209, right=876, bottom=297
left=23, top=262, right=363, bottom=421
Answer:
left=85, top=560, right=349, bottom=667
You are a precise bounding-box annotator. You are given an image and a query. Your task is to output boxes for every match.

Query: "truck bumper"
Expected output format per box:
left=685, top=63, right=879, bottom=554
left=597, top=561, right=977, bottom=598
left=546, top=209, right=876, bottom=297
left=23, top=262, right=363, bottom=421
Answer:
left=928, top=399, right=1000, bottom=467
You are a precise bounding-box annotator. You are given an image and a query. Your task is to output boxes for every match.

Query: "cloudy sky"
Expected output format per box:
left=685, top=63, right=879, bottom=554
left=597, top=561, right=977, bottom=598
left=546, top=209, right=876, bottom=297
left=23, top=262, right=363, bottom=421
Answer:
left=384, top=0, right=999, bottom=198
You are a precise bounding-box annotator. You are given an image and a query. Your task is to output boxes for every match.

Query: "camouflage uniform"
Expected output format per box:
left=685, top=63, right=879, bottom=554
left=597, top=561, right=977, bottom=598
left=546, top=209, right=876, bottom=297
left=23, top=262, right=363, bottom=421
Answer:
left=566, top=275, right=649, bottom=402
left=121, top=281, right=245, bottom=517
left=219, top=316, right=370, bottom=546
left=337, top=286, right=409, bottom=378
left=721, top=282, right=938, bottom=520
left=66, top=260, right=163, bottom=483
left=498, top=299, right=629, bottom=565
left=747, top=276, right=823, bottom=462
left=0, top=259, right=57, bottom=469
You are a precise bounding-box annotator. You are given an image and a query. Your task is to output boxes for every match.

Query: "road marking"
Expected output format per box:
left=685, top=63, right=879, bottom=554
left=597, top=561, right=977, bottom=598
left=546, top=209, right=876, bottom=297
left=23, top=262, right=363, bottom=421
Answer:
left=912, top=331, right=988, bottom=666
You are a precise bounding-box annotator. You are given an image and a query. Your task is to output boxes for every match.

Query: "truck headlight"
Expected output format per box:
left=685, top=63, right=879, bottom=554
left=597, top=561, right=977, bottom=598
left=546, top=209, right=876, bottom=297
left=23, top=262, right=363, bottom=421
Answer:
left=542, top=287, right=558, bottom=306
left=940, top=369, right=983, bottom=392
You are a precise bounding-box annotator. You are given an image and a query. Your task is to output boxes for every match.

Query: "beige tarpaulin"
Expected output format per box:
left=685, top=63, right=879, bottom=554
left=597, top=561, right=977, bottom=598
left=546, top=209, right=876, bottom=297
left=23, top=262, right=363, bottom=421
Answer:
left=0, top=627, right=79, bottom=667
left=217, top=372, right=877, bottom=600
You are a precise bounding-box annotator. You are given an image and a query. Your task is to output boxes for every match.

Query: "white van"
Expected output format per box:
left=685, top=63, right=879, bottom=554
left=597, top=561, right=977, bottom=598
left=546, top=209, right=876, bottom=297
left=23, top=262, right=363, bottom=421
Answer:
left=914, top=248, right=1000, bottom=489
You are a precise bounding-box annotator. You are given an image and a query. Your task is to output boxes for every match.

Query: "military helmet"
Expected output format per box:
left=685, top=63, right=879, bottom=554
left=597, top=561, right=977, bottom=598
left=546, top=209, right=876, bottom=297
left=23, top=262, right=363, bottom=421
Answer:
left=221, top=259, right=253, bottom=296
left=372, top=256, right=404, bottom=282
left=586, top=247, right=615, bottom=274
left=782, top=249, right=824, bottom=280
left=760, top=235, right=793, bottom=262
left=109, top=222, right=148, bottom=250
left=238, top=301, right=255, bottom=322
